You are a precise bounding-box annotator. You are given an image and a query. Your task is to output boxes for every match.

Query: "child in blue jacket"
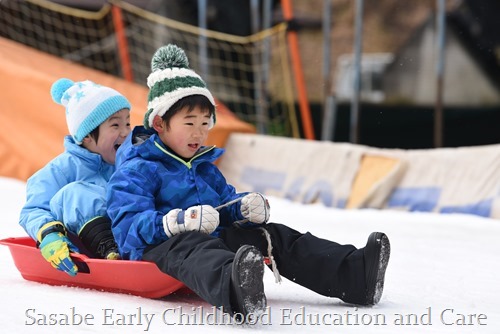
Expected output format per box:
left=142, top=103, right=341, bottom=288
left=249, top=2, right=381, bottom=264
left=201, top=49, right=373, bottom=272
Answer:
left=20, top=78, right=131, bottom=276
left=107, top=45, right=390, bottom=320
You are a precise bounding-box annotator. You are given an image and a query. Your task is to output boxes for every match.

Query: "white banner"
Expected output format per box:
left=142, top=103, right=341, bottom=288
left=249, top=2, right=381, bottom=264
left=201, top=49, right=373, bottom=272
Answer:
left=218, top=134, right=500, bottom=219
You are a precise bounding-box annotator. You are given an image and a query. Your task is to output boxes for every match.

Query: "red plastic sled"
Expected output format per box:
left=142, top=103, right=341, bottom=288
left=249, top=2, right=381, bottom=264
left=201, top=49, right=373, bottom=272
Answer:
left=0, top=236, right=188, bottom=298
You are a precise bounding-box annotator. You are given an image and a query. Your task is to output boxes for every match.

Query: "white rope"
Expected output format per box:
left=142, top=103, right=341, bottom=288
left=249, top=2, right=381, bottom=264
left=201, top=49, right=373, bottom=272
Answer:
left=216, top=197, right=250, bottom=225
left=216, top=197, right=282, bottom=283
left=260, top=227, right=282, bottom=284
left=214, top=197, right=243, bottom=211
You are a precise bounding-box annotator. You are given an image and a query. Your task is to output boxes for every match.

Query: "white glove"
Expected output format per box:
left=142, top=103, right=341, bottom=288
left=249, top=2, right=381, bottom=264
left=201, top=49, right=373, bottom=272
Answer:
left=240, top=193, right=270, bottom=224
left=163, top=205, right=219, bottom=238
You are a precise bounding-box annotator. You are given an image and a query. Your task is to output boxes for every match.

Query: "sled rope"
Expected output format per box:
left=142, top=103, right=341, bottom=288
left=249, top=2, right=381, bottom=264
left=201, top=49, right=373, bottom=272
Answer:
left=216, top=197, right=250, bottom=225
left=216, top=198, right=282, bottom=283
left=260, top=227, right=282, bottom=284
left=214, top=197, right=243, bottom=211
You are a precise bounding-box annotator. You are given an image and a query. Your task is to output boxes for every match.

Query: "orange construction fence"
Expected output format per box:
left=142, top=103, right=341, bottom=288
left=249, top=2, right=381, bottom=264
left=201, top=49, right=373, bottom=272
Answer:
left=0, top=37, right=255, bottom=182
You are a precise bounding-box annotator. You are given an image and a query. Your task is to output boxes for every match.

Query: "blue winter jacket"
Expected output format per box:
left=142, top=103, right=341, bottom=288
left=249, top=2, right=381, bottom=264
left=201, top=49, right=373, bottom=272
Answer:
left=106, top=126, right=250, bottom=260
left=19, top=136, right=115, bottom=240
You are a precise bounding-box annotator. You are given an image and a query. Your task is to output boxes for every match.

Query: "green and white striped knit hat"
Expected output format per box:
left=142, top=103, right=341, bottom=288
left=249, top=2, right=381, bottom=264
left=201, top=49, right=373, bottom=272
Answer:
left=144, top=44, right=216, bottom=129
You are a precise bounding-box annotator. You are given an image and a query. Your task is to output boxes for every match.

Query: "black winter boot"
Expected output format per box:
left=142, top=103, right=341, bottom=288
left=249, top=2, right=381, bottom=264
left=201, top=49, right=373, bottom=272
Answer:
left=78, top=217, right=120, bottom=260
left=230, top=245, right=267, bottom=320
left=364, top=232, right=390, bottom=305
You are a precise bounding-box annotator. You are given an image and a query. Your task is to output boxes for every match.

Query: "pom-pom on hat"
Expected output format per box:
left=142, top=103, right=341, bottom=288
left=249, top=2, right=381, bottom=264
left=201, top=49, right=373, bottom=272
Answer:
left=51, top=78, right=131, bottom=144
left=144, top=44, right=216, bottom=129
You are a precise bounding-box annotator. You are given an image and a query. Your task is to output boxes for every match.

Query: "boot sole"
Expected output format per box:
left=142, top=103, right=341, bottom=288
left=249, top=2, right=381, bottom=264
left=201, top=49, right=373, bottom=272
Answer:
left=231, top=245, right=267, bottom=317
left=365, top=232, right=391, bottom=305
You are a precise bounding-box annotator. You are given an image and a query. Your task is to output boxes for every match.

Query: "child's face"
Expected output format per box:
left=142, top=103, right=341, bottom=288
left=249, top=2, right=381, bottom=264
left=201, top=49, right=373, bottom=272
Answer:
left=155, top=105, right=211, bottom=159
left=83, top=108, right=131, bottom=164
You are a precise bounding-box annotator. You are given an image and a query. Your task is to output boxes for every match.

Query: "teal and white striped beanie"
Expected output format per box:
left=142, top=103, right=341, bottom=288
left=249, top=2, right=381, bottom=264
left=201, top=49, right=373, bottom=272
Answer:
left=144, top=44, right=216, bottom=129
left=50, top=78, right=131, bottom=144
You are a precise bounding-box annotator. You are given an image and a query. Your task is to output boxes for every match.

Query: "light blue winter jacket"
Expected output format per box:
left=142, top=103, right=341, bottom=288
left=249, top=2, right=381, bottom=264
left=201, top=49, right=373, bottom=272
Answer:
left=106, top=126, right=252, bottom=260
left=19, top=136, right=115, bottom=240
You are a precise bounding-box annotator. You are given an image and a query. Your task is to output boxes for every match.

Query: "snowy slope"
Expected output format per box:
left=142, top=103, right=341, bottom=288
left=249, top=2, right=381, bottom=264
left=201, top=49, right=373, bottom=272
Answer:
left=1, top=176, right=499, bottom=333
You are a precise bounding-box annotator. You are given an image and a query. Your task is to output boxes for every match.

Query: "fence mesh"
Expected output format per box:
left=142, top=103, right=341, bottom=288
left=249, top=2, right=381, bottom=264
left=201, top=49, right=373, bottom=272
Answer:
left=0, top=0, right=299, bottom=137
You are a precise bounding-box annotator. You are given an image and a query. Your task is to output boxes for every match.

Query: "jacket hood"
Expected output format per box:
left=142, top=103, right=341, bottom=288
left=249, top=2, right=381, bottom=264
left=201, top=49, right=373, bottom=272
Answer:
left=64, top=135, right=113, bottom=171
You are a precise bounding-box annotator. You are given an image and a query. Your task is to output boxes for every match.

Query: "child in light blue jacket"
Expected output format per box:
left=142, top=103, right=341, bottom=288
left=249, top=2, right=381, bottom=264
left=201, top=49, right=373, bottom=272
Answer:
left=19, top=78, right=131, bottom=276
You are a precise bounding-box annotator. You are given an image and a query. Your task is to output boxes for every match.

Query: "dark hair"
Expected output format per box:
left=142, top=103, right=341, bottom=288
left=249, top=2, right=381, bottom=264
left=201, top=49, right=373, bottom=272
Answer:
left=87, top=126, right=100, bottom=144
left=161, top=95, right=215, bottom=128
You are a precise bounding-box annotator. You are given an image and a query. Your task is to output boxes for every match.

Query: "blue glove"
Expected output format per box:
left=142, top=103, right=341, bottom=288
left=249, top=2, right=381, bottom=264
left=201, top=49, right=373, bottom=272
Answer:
left=38, top=222, right=79, bottom=276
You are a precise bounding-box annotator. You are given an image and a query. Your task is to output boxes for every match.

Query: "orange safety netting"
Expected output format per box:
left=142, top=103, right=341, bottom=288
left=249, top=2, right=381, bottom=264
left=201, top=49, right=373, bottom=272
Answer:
left=0, top=37, right=255, bottom=181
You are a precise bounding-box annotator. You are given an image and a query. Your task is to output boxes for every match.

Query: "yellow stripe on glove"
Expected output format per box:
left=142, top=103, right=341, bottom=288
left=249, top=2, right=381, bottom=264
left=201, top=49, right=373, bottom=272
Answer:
left=39, top=230, right=79, bottom=276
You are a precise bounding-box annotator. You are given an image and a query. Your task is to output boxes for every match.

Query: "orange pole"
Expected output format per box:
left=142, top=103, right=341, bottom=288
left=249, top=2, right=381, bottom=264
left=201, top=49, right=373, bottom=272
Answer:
left=111, top=5, right=134, bottom=82
left=281, top=0, right=315, bottom=140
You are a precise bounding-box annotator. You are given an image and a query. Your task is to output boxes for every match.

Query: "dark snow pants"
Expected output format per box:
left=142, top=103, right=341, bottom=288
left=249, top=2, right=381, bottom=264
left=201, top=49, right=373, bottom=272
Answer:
left=142, top=223, right=368, bottom=311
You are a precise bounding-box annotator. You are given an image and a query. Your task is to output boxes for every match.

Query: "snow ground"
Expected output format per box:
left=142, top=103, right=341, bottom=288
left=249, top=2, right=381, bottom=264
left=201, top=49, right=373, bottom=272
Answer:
left=1, top=176, right=499, bottom=333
